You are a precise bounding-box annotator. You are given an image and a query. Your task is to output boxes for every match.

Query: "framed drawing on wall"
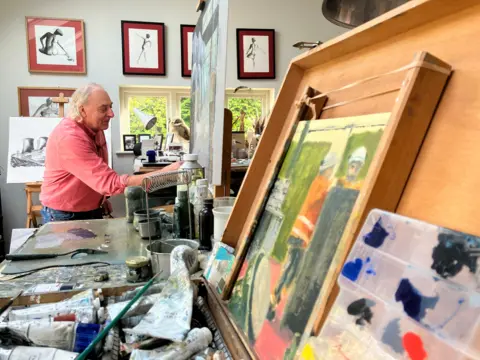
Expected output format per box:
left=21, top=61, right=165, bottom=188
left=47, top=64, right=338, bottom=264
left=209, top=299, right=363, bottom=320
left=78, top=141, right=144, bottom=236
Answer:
left=236, top=28, right=275, bottom=79
left=121, top=20, right=166, bottom=76
left=18, top=87, right=75, bottom=117
left=180, top=25, right=195, bottom=77
left=25, top=17, right=86, bottom=74
left=123, top=134, right=137, bottom=151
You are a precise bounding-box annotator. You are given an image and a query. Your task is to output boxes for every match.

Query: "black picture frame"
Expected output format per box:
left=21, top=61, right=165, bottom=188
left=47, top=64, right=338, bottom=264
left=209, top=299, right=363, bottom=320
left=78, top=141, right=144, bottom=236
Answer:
left=236, top=28, right=276, bottom=80
left=180, top=24, right=195, bottom=78
left=165, top=133, right=174, bottom=149
left=138, top=134, right=152, bottom=142
left=121, top=20, right=166, bottom=76
left=123, top=134, right=137, bottom=151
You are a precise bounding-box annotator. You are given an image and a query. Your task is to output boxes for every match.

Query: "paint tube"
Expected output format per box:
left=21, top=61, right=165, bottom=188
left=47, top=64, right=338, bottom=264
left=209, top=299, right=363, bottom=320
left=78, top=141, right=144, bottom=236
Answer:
left=9, top=305, right=97, bottom=323
left=0, top=320, right=75, bottom=350
left=107, top=292, right=164, bottom=320
left=130, top=327, right=212, bottom=360
left=0, top=346, right=77, bottom=360
left=130, top=246, right=197, bottom=341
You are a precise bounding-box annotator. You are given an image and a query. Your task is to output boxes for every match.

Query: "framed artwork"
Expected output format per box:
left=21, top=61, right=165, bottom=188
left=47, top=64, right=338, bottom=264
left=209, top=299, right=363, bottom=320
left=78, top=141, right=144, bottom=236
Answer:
left=121, top=20, right=166, bottom=76
left=165, top=133, right=174, bottom=148
left=138, top=134, right=151, bottom=142
left=236, top=28, right=275, bottom=79
left=18, top=87, right=75, bottom=117
left=180, top=25, right=195, bottom=77
left=123, top=134, right=137, bottom=151
left=25, top=16, right=86, bottom=74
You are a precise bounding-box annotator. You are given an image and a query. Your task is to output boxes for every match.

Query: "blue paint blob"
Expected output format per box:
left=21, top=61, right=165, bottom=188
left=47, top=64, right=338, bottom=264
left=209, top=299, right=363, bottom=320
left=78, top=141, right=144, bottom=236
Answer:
left=366, top=257, right=371, bottom=263
left=395, top=279, right=439, bottom=321
left=363, top=218, right=389, bottom=248
left=437, top=298, right=465, bottom=329
left=366, top=269, right=376, bottom=275
left=342, top=258, right=363, bottom=281
left=458, top=298, right=465, bottom=305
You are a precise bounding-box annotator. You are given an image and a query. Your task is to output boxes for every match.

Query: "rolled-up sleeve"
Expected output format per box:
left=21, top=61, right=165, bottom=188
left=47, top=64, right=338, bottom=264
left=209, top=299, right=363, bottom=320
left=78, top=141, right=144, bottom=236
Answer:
left=58, top=134, right=129, bottom=196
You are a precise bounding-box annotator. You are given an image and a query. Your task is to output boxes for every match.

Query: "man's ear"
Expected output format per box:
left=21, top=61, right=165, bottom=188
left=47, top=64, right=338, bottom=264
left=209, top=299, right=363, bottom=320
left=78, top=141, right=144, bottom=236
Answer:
left=79, top=105, right=87, bottom=119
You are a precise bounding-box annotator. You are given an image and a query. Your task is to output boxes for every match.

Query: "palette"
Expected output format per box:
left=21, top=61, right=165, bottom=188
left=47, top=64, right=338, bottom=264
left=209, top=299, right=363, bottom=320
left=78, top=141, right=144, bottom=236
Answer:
left=300, top=209, right=480, bottom=359
left=2, top=219, right=148, bottom=274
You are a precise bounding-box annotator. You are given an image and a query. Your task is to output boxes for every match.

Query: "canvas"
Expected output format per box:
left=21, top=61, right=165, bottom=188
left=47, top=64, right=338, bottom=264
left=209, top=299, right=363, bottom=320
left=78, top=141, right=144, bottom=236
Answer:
left=228, top=113, right=390, bottom=359
left=7, top=117, right=61, bottom=183
left=190, top=0, right=229, bottom=184
left=299, top=209, right=480, bottom=359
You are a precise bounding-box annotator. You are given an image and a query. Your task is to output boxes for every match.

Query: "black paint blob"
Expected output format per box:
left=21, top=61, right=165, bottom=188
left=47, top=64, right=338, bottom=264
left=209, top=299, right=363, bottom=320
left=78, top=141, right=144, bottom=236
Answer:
left=347, top=298, right=375, bottom=326
left=431, top=231, right=478, bottom=279
left=363, top=218, right=389, bottom=248
left=395, top=278, right=439, bottom=321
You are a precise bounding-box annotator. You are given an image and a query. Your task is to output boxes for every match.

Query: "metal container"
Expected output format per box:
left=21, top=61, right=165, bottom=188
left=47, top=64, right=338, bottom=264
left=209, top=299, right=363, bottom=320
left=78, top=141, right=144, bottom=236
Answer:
left=133, top=209, right=161, bottom=231
left=146, top=239, right=199, bottom=279
left=138, top=218, right=162, bottom=239
left=125, top=256, right=152, bottom=283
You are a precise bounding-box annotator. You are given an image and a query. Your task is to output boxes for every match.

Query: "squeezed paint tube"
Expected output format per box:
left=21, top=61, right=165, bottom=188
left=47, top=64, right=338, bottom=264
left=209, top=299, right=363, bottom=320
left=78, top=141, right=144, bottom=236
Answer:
left=107, top=293, right=164, bottom=320
left=130, top=327, right=212, bottom=360
left=0, top=346, right=77, bottom=360
left=9, top=305, right=97, bottom=323
left=0, top=321, right=76, bottom=350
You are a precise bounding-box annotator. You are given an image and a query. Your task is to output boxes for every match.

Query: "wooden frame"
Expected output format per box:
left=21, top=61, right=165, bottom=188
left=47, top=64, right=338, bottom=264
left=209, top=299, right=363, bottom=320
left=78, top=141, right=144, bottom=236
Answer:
left=25, top=16, right=86, bottom=74
left=121, top=20, right=166, bottom=76
left=236, top=28, right=275, bottom=80
left=17, top=87, right=75, bottom=117
left=180, top=24, right=195, bottom=77
left=220, top=51, right=451, bottom=355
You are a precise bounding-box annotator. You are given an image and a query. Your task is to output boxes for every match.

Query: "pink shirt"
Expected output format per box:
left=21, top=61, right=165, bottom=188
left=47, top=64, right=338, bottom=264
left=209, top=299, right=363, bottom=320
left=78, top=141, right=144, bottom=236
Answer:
left=40, top=118, right=129, bottom=212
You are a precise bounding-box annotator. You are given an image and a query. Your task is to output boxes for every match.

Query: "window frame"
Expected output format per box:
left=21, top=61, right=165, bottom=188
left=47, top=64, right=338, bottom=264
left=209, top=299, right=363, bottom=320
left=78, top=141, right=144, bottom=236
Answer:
left=119, top=86, right=275, bottom=150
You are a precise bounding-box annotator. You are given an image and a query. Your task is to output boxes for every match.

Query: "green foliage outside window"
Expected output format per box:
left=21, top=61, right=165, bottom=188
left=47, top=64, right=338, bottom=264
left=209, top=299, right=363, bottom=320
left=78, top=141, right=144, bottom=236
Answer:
left=128, top=96, right=167, bottom=137
left=180, top=97, right=191, bottom=127
left=228, top=97, right=262, bottom=131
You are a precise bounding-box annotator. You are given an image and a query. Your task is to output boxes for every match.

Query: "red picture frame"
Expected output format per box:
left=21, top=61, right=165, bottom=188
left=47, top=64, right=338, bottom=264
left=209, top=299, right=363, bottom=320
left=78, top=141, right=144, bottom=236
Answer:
left=181, top=25, right=195, bottom=77
left=237, top=28, right=275, bottom=80
left=122, top=21, right=166, bottom=76
left=18, top=87, right=76, bottom=117
left=26, top=16, right=86, bottom=74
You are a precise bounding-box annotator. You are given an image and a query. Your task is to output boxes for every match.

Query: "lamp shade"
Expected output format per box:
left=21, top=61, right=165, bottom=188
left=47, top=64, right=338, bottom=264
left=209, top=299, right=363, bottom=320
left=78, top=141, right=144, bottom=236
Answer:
left=133, top=108, right=157, bottom=130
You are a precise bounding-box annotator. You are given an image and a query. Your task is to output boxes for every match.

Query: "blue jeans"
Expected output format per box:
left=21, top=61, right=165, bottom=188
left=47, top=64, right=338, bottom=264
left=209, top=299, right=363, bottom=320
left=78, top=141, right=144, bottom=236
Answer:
left=41, top=206, right=103, bottom=224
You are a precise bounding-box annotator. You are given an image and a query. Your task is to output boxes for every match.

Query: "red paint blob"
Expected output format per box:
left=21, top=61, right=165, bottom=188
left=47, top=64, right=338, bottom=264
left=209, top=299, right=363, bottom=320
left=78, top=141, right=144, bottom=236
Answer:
left=403, top=332, right=427, bottom=360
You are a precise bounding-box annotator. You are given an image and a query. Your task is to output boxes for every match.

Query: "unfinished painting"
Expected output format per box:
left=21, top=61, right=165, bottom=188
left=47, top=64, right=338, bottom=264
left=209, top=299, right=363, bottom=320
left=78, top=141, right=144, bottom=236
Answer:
left=227, top=113, right=390, bottom=359
left=7, top=117, right=61, bottom=183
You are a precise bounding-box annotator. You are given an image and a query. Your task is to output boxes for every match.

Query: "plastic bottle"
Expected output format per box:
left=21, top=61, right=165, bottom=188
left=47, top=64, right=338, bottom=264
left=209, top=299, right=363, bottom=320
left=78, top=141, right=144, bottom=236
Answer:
left=199, top=199, right=214, bottom=251
left=174, top=185, right=191, bottom=238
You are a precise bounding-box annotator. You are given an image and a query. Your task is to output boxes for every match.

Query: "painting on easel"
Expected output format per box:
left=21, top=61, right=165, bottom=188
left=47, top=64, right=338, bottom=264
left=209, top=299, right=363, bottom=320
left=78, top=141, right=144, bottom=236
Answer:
left=228, top=113, right=390, bottom=359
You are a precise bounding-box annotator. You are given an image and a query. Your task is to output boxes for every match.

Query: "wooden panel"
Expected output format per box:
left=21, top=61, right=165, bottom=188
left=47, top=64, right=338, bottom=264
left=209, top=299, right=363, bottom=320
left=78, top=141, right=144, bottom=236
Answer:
left=214, top=109, right=233, bottom=198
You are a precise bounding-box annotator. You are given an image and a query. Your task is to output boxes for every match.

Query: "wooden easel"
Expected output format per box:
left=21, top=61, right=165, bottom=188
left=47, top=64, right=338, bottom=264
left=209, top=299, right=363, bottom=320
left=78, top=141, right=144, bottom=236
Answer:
left=25, top=93, right=69, bottom=227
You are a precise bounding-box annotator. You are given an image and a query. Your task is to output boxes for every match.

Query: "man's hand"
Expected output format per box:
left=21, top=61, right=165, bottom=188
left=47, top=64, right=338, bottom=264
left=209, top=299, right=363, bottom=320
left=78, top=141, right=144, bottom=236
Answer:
left=102, top=199, right=113, bottom=217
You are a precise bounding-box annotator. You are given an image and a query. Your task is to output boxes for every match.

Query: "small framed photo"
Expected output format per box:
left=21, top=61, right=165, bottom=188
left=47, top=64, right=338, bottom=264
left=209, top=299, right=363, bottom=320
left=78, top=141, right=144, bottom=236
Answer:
left=18, top=87, right=75, bottom=117
left=123, top=134, right=137, bottom=151
left=236, top=28, right=275, bottom=79
left=138, top=134, right=151, bottom=142
left=165, top=133, right=174, bottom=148
left=25, top=16, right=86, bottom=74
left=121, top=20, right=166, bottom=76
left=180, top=25, right=195, bottom=77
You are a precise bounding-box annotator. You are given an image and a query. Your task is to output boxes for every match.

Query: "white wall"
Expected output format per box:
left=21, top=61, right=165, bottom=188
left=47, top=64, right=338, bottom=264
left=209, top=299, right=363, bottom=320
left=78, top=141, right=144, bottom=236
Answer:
left=0, top=0, right=345, bottom=250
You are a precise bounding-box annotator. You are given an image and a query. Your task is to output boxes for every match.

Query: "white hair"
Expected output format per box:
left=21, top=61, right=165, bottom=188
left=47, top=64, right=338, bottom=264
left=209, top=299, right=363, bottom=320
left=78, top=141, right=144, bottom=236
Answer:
left=68, top=83, right=105, bottom=119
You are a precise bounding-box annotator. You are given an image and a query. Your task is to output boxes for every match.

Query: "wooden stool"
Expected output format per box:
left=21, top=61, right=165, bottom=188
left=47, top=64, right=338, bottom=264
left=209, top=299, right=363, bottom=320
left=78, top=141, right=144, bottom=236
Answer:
left=25, top=182, right=43, bottom=228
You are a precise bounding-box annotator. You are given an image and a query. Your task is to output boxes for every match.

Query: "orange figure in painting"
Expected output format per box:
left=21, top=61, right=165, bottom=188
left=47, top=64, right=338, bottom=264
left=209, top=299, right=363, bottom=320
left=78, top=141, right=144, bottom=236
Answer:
left=267, top=152, right=338, bottom=321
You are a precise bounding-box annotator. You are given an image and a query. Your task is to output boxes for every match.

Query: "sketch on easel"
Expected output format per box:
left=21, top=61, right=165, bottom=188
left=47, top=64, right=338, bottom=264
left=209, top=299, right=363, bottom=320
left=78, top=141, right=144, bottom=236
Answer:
left=228, top=113, right=390, bottom=359
left=7, top=117, right=61, bottom=183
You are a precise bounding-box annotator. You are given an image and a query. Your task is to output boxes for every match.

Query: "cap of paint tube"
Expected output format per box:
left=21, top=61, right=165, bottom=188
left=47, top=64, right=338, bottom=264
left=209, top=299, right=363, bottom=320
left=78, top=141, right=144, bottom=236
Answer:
left=73, top=323, right=101, bottom=353
left=93, top=297, right=101, bottom=310
left=54, top=313, right=76, bottom=322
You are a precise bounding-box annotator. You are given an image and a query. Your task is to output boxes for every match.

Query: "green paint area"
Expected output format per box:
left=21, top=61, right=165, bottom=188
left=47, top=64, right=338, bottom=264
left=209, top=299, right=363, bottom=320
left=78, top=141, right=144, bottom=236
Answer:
left=335, top=129, right=384, bottom=180
left=271, top=140, right=332, bottom=263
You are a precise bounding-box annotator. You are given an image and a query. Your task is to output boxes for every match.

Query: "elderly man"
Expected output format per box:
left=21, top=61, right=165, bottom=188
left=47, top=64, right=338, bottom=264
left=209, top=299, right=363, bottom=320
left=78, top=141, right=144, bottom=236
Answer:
left=40, top=83, right=179, bottom=223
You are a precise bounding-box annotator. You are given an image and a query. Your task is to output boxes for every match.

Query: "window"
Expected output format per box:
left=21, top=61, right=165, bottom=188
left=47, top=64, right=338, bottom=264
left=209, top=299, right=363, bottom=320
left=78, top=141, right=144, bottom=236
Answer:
left=120, top=86, right=274, bottom=149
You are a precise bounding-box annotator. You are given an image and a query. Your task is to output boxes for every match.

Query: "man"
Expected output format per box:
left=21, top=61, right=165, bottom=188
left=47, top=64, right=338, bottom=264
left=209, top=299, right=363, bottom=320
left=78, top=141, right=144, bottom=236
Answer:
left=40, top=83, right=180, bottom=223
left=337, top=146, right=367, bottom=190
left=267, top=152, right=337, bottom=320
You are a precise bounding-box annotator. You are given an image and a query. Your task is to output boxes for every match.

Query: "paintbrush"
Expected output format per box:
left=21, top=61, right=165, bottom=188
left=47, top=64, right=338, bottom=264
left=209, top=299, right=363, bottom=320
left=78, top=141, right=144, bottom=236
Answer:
left=0, top=290, right=23, bottom=318
left=75, top=271, right=162, bottom=360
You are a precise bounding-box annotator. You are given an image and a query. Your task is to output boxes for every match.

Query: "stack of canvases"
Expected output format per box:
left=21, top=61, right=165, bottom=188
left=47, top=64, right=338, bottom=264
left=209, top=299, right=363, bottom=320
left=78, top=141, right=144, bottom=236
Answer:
left=300, top=209, right=480, bottom=360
